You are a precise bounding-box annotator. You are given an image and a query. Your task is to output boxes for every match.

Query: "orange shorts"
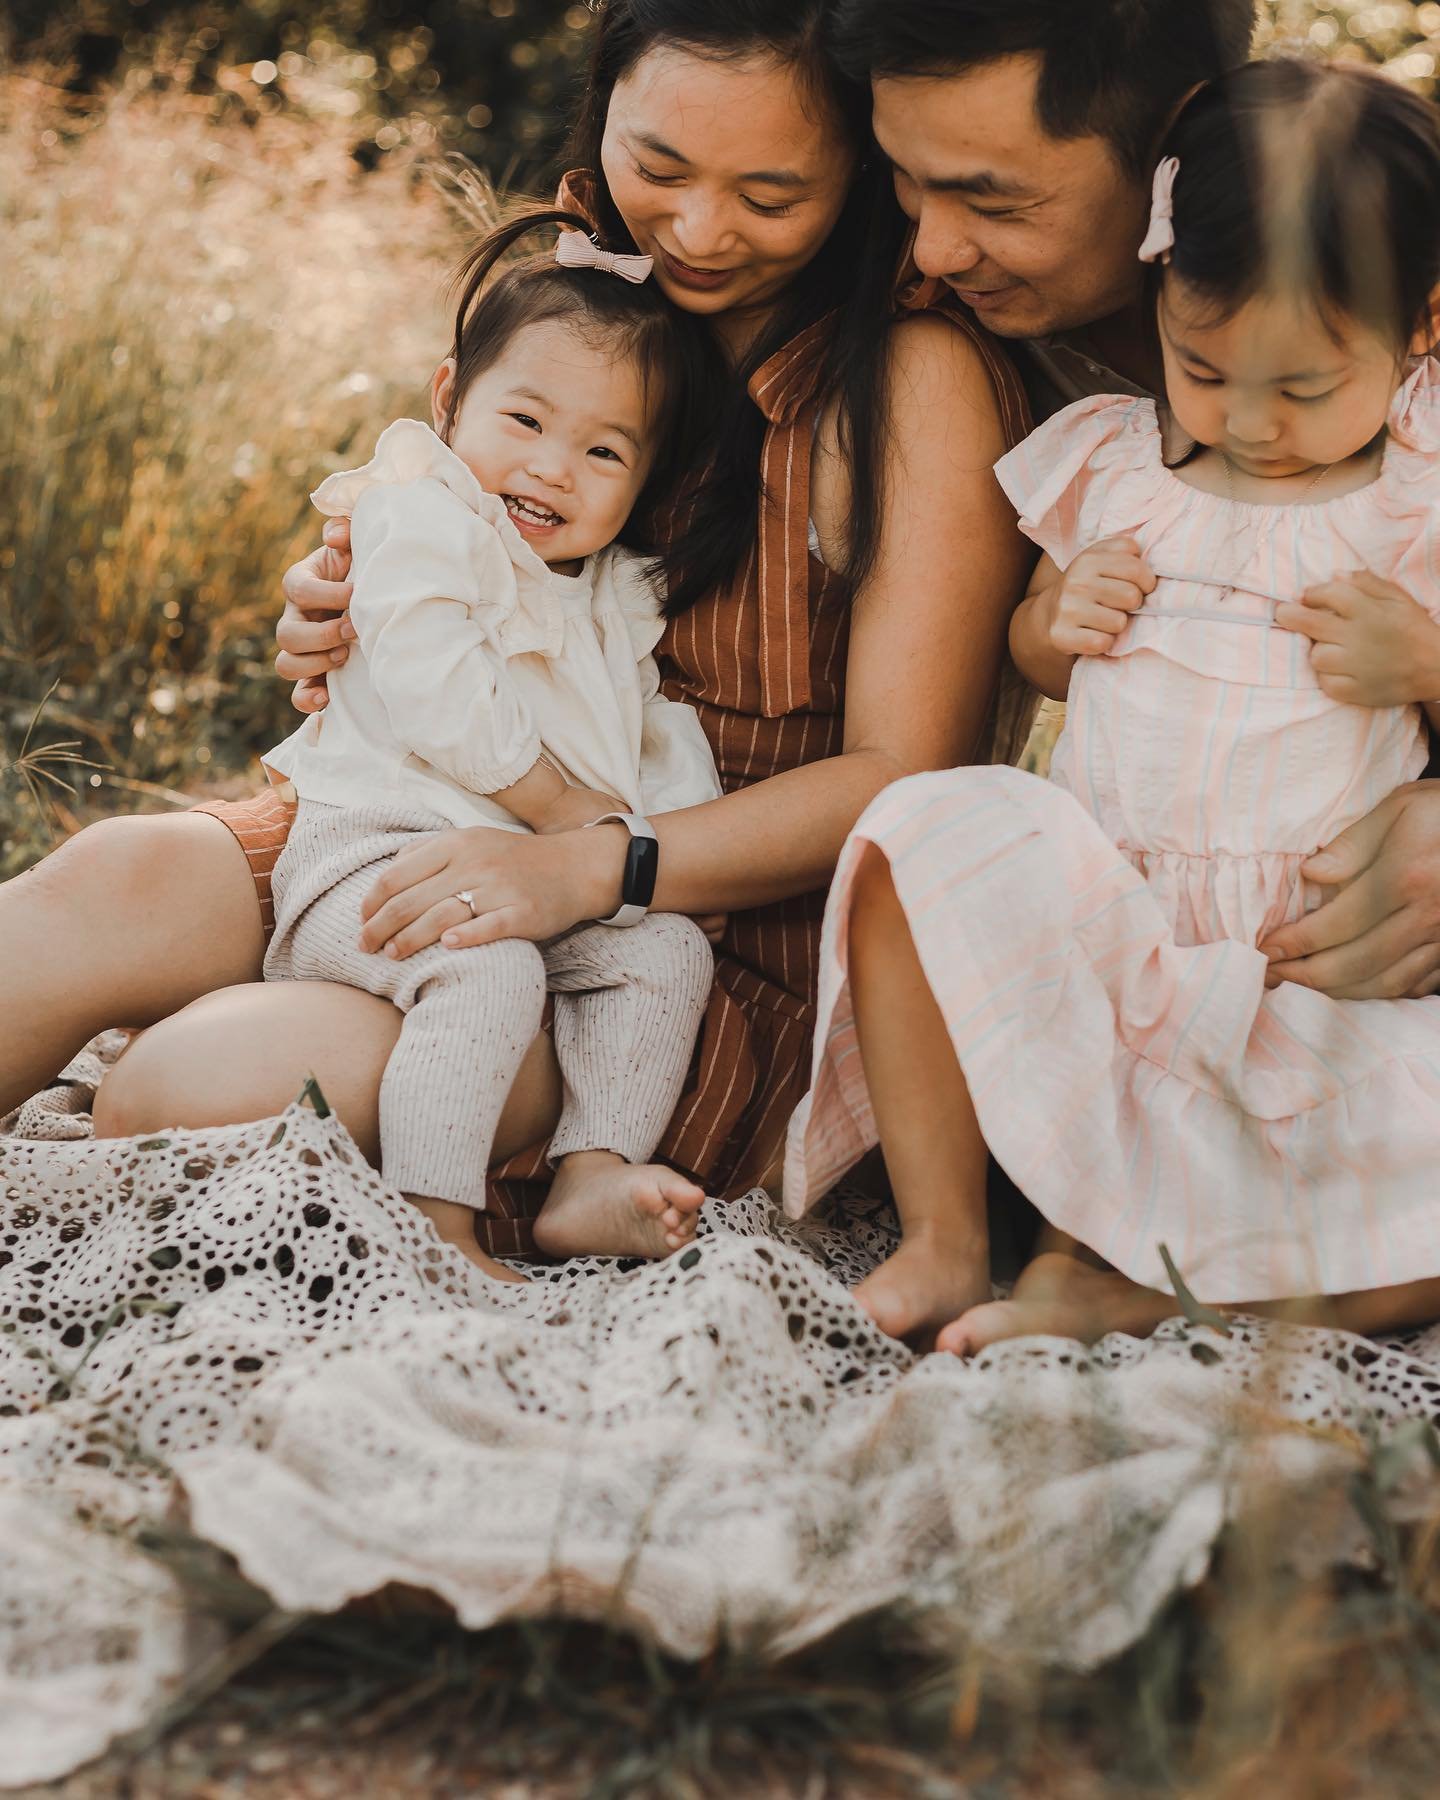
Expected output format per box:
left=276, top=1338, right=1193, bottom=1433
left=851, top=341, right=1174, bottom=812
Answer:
left=191, top=786, right=297, bottom=941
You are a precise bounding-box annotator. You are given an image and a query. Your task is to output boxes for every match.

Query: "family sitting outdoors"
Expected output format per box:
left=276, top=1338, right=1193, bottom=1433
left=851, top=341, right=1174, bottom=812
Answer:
left=9, top=0, right=1440, bottom=1355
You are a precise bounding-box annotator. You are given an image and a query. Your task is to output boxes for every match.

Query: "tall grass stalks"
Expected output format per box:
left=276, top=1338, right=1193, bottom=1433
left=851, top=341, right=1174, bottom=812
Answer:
left=0, top=75, right=471, bottom=874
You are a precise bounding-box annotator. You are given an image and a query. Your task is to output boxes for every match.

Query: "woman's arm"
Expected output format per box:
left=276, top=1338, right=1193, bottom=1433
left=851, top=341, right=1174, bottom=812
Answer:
left=358, top=317, right=1031, bottom=957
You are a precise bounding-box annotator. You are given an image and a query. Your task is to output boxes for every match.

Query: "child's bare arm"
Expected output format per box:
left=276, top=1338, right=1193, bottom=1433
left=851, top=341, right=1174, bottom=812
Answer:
left=491, top=759, right=626, bottom=835
left=1009, top=538, right=1154, bottom=702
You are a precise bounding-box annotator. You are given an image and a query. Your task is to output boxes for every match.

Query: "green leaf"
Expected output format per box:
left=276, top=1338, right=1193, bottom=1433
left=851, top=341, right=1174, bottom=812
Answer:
left=296, top=1074, right=332, bottom=1119
left=1158, top=1243, right=1231, bottom=1338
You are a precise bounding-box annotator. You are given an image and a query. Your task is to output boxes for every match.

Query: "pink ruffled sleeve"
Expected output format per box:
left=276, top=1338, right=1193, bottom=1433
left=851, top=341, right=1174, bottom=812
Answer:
left=1374, top=358, right=1440, bottom=621
left=993, top=394, right=1159, bottom=569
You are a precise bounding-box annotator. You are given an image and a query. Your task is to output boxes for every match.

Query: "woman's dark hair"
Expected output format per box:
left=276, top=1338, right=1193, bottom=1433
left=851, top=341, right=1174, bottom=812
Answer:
left=445, top=209, right=723, bottom=556
left=568, top=0, right=911, bottom=615
left=1158, top=58, right=1440, bottom=350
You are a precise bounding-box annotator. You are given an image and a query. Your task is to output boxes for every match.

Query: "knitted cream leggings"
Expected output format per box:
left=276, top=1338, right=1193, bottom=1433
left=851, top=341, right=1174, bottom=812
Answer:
left=265, top=801, right=713, bottom=1210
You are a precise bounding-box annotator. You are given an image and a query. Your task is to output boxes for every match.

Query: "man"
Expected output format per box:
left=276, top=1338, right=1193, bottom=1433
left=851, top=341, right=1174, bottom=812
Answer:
left=835, top=0, right=1440, bottom=1008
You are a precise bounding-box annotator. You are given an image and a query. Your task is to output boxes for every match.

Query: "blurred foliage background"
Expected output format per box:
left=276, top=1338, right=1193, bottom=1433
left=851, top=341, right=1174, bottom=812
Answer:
left=3, top=1, right=1440, bottom=873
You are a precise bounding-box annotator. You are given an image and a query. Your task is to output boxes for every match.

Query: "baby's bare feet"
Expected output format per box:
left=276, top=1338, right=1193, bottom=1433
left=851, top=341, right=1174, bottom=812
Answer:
left=854, top=1224, right=991, bottom=1346
left=534, top=1151, right=705, bottom=1261
left=407, top=1194, right=529, bottom=1285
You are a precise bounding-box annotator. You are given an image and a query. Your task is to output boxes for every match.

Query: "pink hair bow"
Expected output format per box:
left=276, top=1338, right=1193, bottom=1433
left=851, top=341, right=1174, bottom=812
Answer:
left=1137, top=156, right=1180, bottom=265
left=555, top=232, right=654, bottom=284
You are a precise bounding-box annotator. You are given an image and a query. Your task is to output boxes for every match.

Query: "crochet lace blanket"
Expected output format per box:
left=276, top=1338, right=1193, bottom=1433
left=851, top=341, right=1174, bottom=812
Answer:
left=3, top=1042, right=1439, bottom=1786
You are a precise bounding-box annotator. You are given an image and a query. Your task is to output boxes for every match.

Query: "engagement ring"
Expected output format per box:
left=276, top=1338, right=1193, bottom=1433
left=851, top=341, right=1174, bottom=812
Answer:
left=455, top=889, right=479, bottom=918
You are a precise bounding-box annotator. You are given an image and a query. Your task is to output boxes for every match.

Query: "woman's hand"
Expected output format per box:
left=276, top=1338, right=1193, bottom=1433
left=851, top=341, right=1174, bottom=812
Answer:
left=1274, top=570, right=1440, bottom=707
left=1259, top=781, right=1440, bottom=998
left=277, top=518, right=356, bottom=715
left=1048, top=536, right=1155, bottom=657
left=360, top=824, right=626, bottom=958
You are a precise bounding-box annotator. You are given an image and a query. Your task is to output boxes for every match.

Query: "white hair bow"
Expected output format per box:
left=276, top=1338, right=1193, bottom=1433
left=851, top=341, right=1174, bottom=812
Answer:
left=1137, top=156, right=1180, bottom=265
left=555, top=232, right=654, bottom=284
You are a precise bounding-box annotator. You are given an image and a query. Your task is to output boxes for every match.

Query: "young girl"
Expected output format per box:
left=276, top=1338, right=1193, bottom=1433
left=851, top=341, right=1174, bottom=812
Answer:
left=264, top=212, right=723, bottom=1284
left=786, top=59, right=1440, bottom=1348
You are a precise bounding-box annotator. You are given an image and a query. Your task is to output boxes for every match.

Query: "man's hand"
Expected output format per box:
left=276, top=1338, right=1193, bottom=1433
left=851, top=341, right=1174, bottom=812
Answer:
left=1274, top=570, right=1440, bottom=708
left=1259, top=782, right=1440, bottom=999
left=1047, top=535, right=1155, bottom=657
left=276, top=518, right=355, bottom=715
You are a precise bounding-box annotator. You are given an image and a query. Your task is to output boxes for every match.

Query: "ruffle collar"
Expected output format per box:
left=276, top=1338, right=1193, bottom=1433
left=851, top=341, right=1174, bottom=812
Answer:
left=310, top=419, right=569, bottom=658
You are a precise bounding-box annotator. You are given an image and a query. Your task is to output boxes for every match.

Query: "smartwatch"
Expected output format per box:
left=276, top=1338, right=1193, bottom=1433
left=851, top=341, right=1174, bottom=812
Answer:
left=586, top=812, right=658, bottom=927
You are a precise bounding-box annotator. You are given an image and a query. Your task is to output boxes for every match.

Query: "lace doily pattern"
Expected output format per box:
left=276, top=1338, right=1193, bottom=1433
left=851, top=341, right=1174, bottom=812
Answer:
left=4, top=1053, right=1440, bottom=1786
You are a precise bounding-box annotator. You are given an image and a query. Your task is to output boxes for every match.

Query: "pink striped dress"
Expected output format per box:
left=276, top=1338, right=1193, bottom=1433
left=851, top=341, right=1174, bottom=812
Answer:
left=785, top=360, right=1440, bottom=1303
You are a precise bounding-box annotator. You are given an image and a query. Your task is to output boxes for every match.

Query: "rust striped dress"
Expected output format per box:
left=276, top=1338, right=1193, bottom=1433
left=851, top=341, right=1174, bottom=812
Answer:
left=198, top=235, right=1033, bottom=1257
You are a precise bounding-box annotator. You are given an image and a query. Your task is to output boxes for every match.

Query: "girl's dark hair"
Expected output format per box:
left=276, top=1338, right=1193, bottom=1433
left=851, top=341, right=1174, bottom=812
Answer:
left=1159, top=58, right=1440, bottom=350
left=445, top=209, right=723, bottom=555
left=568, top=0, right=911, bottom=615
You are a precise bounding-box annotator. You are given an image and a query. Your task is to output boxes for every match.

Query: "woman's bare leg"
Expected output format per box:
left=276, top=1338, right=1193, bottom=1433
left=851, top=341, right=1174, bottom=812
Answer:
left=846, top=845, right=992, bottom=1342
left=93, top=980, right=562, bottom=1166
left=0, top=812, right=265, bottom=1114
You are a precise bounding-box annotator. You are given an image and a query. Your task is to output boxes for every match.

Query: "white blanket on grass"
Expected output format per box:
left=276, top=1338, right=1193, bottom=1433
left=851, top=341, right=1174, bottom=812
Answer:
left=3, top=1044, right=1440, bottom=1786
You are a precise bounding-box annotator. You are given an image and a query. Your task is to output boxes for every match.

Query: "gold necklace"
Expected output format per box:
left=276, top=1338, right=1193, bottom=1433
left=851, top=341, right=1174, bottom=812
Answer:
left=1214, top=453, right=1337, bottom=601
left=1220, top=452, right=1336, bottom=508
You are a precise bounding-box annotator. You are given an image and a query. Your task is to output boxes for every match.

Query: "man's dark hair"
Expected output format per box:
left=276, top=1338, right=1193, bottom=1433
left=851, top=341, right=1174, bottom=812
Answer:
left=832, top=0, right=1257, bottom=172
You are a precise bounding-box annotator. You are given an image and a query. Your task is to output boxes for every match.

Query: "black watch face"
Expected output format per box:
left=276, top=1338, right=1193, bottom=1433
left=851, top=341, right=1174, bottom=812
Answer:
left=624, top=834, right=660, bottom=909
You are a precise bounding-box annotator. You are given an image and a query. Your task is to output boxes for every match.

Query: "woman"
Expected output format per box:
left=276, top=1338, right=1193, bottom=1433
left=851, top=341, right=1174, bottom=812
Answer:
left=1, top=0, right=1033, bottom=1264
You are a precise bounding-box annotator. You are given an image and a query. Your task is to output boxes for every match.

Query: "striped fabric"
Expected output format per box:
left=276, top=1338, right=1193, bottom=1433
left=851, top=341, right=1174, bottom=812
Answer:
left=785, top=371, right=1440, bottom=1302
left=192, top=784, right=297, bottom=938
left=200, top=175, right=1033, bottom=1256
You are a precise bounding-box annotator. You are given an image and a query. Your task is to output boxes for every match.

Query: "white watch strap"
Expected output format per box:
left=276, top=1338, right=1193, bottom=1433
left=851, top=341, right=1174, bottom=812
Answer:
left=585, top=812, right=656, bottom=927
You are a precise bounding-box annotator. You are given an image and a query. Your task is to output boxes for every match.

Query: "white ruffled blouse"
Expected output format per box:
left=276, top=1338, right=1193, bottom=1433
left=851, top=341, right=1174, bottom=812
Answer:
left=266, top=420, right=722, bottom=832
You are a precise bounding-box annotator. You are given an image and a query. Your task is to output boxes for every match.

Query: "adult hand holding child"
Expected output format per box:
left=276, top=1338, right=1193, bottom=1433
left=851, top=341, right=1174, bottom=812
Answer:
left=276, top=516, right=355, bottom=713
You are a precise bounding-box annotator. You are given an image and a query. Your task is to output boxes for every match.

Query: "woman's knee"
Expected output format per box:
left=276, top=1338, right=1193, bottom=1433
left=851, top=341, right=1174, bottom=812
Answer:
left=17, top=811, right=266, bottom=1005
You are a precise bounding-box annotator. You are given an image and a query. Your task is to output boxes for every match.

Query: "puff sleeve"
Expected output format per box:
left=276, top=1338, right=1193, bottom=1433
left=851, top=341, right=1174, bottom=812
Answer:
left=599, top=545, right=723, bottom=814
left=993, top=394, right=1161, bottom=569
left=637, top=656, right=725, bottom=815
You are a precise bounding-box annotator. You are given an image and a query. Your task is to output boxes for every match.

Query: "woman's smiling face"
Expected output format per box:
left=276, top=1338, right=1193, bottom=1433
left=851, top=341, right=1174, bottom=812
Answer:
left=600, top=44, right=857, bottom=340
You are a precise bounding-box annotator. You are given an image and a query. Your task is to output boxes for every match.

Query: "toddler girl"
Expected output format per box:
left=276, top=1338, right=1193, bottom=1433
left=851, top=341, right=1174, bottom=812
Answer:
left=264, top=211, right=723, bottom=1284
left=786, top=59, right=1440, bottom=1346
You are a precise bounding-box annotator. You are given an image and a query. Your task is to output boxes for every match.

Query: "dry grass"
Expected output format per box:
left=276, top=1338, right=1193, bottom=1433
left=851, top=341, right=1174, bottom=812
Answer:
left=0, top=73, right=472, bottom=876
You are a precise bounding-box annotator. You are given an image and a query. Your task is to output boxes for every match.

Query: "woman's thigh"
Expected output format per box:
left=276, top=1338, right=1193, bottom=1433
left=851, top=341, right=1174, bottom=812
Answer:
left=92, top=980, right=563, bottom=1168
left=0, top=810, right=265, bottom=1114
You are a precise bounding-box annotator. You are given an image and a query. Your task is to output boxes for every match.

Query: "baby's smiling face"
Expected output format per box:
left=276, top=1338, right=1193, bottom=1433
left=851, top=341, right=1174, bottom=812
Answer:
left=432, top=317, right=657, bottom=571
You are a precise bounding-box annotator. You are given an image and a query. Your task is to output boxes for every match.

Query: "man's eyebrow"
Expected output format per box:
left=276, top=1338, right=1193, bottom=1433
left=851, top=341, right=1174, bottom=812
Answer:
left=630, top=130, right=809, bottom=188
left=922, top=169, right=1034, bottom=200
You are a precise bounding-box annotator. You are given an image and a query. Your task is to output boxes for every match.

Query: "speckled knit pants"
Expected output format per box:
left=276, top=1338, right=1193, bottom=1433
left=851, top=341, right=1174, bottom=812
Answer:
left=265, top=801, right=713, bottom=1209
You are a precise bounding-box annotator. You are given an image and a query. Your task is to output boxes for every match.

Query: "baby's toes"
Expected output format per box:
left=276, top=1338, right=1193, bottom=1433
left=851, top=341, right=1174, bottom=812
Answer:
left=630, top=1180, right=671, bottom=1219
left=657, top=1175, right=705, bottom=1216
